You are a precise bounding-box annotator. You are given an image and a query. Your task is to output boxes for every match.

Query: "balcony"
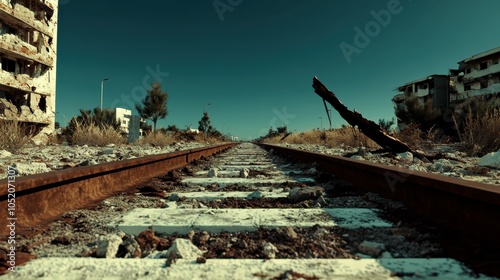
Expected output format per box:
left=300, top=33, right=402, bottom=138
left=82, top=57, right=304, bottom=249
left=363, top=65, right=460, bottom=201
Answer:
left=0, top=1, right=56, bottom=37
left=463, top=63, right=500, bottom=81
left=0, top=33, right=54, bottom=66
left=40, top=0, right=57, bottom=11
left=451, top=83, right=500, bottom=102
left=0, top=69, right=53, bottom=96
left=0, top=104, right=52, bottom=125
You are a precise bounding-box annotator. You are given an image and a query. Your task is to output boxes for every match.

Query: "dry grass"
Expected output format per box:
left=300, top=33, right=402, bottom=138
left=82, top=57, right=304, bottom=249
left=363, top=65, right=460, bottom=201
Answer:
left=394, top=124, right=435, bottom=150
left=454, top=108, right=500, bottom=156
left=0, top=120, right=31, bottom=153
left=136, top=132, right=176, bottom=146
left=70, top=121, right=125, bottom=146
left=262, top=126, right=379, bottom=149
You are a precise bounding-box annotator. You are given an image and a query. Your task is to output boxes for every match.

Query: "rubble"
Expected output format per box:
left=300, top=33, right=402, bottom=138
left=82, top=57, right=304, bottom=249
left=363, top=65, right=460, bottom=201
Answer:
left=0, top=142, right=206, bottom=179
left=261, top=242, right=279, bottom=259
left=478, top=150, right=500, bottom=169
left=288, top=186, right=324, bottom=203
left=273, top=143, right=499, bottom=185
left=116, top=235, right=141, bottom=258
left=165, top=239, right=204, bottom=259
left=358, top=241, right=386, bottom=257
left=239, top=168, right=250, bottom=178
left=208, top=168, right=218, bottom=178
left=15, top=162, right=51, bottom=175
left=0, top=150, right=12, bottom=158
left=95, top=234, right=122, bottom=258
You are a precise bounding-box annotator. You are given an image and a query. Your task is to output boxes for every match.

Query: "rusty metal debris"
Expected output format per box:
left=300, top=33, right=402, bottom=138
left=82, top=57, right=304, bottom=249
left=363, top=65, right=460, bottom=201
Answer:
left=259, top=143, right=500, bottom=253
left=0, top=143, right=236, bottom=238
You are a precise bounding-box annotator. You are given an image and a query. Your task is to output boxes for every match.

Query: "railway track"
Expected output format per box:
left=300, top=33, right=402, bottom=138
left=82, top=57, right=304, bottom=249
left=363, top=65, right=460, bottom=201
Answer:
left=1, top=143, right=499, bottom=279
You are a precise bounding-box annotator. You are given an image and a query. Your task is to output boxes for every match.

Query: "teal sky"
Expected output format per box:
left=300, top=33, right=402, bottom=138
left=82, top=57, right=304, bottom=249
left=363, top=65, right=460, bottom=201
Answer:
left=55, top=0, right=500, bottom=140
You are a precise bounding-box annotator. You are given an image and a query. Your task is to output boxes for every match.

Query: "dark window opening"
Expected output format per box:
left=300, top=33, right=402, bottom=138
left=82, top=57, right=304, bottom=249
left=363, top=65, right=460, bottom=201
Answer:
left=1, top=58, right=16, bottom=72
left=480, top=80, right=488, bottom=89
left=0, top=21, right=17, bottom=35
left=465, top=68, right=471, bottom=74
left=464, top=84, right=471, bottom=91
left=38, top=96, right=47, bottom=112
left=480, top=62, right=488, bottom=70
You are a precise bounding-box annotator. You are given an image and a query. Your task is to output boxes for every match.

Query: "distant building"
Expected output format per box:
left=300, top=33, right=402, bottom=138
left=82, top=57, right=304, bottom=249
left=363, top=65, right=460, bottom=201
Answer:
left=114, top=107, right=131, bottom=134
left=0, top=0, right=58, bottom=142
left=111, top=107, right=145, bottom=137
left=185, top=127, right=199, bottom=134
left=393, top=74, right=450, bottom=113
left=450, top=46, right=500, bottom=102
left=392, top=46, right=500, bottom=127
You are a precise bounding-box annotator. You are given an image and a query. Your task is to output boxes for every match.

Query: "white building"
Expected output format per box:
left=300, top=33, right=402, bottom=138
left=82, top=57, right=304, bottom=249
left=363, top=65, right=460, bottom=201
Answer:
left=450, top=46, right=500, bottom=103
left=114, top=107, right=131, bottom=134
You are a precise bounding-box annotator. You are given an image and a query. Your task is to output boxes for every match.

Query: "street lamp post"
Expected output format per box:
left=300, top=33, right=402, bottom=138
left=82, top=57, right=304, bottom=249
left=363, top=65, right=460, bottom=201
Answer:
left=318, top=117, right=323, bottom=131
left=100, top=78, right=109, bottom=110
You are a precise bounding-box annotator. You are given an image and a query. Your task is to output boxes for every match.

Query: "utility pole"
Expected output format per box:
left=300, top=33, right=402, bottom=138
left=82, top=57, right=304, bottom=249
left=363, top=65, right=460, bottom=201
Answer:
left=100, top=78, right=109, bottom=110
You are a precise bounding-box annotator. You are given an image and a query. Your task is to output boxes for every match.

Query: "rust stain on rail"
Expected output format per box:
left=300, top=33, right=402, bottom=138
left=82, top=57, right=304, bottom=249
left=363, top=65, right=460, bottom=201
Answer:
left=0, top=143, right=237, bottom=238
left=258, top=143, right=500, bottom=247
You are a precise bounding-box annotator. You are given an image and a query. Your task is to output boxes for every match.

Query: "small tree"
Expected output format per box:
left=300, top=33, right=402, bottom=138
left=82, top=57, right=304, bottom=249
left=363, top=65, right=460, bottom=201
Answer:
left=198, top=112, right=212, bottom=134
left=378, top=118, right=395, bottom=132
left=67, top=108, right=120, bottom=134
left=166, top=125, right=180, bottom=133
left=135, top=82, right=168, bottom=133
left=277, top=126, right=287, bottom=133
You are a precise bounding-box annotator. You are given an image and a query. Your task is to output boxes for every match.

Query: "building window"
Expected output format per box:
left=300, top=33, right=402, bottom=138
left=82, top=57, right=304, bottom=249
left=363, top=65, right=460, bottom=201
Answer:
left=464, top=84, right=471, bottom=91
left=0, top=22, right=17, bottom=35
left=465, top=68, right=471, bottom=74
left=480, top=62, right=488, bottom=70
left=493, top=59, right=499, bottom=65
left=1, top=58, right=16, bottom=73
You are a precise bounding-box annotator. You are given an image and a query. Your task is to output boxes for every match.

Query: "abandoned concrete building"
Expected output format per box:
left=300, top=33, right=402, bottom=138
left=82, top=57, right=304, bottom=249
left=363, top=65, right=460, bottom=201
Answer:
left=393, top=46, right=500, bottom=125
left=0, top=0, right=58, bottom=141
left=450, top=46, right=500, bottom=102
left=393, top=74, right=450, bottom=111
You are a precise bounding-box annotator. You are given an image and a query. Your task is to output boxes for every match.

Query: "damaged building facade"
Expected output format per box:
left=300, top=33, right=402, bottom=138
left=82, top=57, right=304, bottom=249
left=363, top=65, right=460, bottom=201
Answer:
left=393, top=46, right=500, bottom=127
left=0, top=0, right=58, bottom=141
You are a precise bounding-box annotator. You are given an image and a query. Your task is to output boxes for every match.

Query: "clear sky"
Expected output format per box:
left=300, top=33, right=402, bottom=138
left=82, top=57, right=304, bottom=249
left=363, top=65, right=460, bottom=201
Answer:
left=55, top=0, right=500, bottom=140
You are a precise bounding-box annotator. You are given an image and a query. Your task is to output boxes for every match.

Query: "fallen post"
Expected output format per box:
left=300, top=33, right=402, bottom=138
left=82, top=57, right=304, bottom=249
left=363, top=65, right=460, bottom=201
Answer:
left=312, top=76, right=423, bottom=156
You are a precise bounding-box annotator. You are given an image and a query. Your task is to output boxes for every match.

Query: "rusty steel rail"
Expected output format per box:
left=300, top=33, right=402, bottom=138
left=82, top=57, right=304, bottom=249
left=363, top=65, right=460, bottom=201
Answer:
left=0, top=143, right=237, bottom=238
left=258, top=143, right=500, bottom=247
